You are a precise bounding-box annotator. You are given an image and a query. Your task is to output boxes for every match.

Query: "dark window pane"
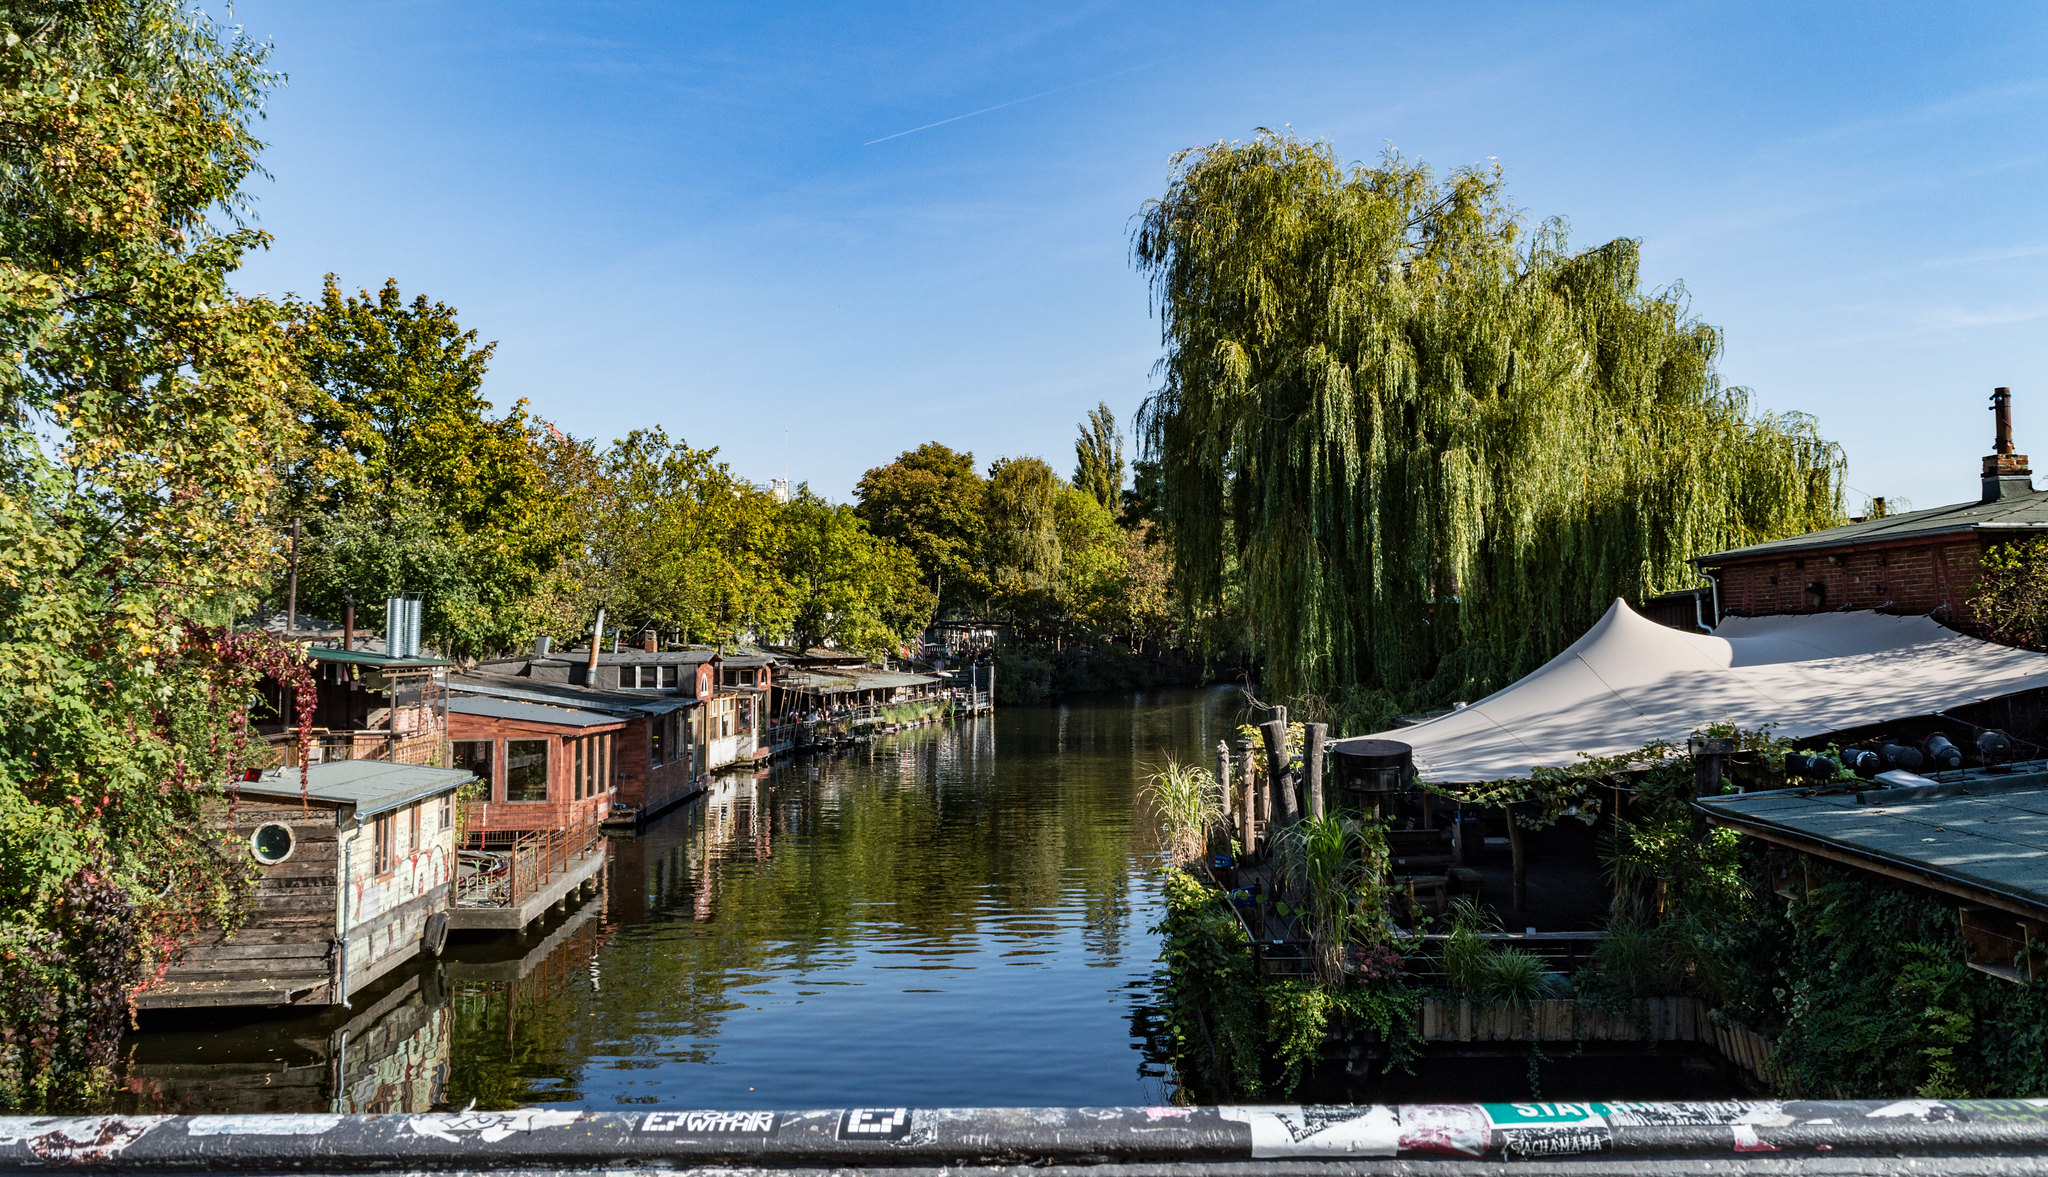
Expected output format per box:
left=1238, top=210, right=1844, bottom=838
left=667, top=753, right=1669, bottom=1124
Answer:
left=251, top=823, right=293, bottom=864
left=506, top=739, right=549, bottom=802
left=453, top=740, right=493, bottom=795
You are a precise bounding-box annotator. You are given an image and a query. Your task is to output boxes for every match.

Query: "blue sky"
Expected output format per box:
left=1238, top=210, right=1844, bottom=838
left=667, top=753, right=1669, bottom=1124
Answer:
left=231, top=2, right=2048, bottom=512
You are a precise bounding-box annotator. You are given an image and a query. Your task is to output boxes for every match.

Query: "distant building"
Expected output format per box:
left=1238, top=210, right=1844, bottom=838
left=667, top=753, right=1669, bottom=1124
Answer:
left=1696, top=388, right=2048, bottom=625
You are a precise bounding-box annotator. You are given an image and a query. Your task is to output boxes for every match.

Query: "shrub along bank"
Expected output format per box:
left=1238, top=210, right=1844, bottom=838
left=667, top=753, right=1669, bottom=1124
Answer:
left=1149, top=737, right=2048, bottom=1100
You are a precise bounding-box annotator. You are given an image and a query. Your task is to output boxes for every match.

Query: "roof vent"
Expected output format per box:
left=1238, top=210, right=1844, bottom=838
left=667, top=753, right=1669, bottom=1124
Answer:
left=1983, top=387, right=2034, bottom=502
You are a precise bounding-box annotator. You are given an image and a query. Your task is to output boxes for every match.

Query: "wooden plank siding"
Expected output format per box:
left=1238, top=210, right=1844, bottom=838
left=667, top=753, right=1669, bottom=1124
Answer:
left=139, top=800, right=343, bottom=1008
left=448, top=712, right=619, bottom=836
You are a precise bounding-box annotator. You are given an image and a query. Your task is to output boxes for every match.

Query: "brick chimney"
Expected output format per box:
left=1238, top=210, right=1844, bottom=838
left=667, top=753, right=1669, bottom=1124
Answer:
left=1983, top=387, right=2034, bottom=502
left=639, top=627, right=658, bottom=653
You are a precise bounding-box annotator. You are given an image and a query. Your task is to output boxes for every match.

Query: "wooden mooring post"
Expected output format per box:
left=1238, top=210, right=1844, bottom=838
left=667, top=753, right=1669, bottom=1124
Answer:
left=1214, top=740, right=1232, bottom=853
left=1303, top=723, right=1326, bottom=820
left=1234, top=737, right=1257, bottom=856
left=1259, top=709, right=1297, bottom=827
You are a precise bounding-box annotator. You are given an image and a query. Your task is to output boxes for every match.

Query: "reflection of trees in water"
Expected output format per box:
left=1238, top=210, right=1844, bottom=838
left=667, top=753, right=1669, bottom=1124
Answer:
left=446, top=692, right=1232, bottom=1108
left=444, top=903, right=616, bottom=1110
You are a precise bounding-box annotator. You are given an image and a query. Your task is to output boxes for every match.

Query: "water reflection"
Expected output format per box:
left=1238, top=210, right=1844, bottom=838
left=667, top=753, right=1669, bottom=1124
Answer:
left=116, top=689, right=1238, bottom=1111
left=119, top=971, right=451, bottom=1113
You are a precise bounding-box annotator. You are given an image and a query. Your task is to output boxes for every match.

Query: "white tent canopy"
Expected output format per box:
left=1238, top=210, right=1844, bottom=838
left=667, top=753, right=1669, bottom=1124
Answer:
left=1334, top=600, right=2048, bottom=784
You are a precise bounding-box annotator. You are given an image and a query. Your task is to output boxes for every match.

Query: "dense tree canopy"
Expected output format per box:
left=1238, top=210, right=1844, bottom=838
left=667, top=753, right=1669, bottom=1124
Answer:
left=0, top=0, right=296, bottom=1104
left=281, top=278, right=562, bottom=656
left=854, top=442, right=988, bottom=613
left=1136, top=133, right=1844, bottom=712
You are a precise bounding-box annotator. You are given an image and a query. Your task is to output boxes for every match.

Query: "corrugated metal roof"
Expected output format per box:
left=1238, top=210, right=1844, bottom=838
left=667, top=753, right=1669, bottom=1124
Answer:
left=781, top=669, right=939, bottom=693
left=1699, top=770, right=2048, bottom=916
left=1697, top=483, right=2048, bottom=564
left=448, top=696, right=624, bottom=728
left=449, top=674, right=698, bottom=716
left=236, top=761, right=473, bottom=818
left=307, top=647, right=453, bottom=670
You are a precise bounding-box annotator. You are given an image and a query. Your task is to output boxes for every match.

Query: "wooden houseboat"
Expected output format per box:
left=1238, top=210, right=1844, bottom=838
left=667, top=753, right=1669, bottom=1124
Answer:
left=451, top=670, right=702, bottom=835
left=442, top=691, right=625, bottom=930
left=137, top=760, right=472, bottom=1011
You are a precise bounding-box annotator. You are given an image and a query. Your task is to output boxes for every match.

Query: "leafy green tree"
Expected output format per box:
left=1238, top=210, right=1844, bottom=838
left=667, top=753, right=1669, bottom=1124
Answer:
left=282, top=278, right=562, bottom=655
left=983, top=456, right=1066, bottom=610
left=1073, top=402, right=1126, bottom=509
left=775, top=489, right=935, bottom=655
left=568, top=428, right=787, bottom=647
left=854, top=443, right=987, bottom=614
left=1136, top=132, right=1843, bottom=711
left=0, top=0, right=300, bottom=1105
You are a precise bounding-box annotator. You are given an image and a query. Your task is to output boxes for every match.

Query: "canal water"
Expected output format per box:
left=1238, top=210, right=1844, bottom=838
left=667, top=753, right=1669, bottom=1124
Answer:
left=118, top=688, right=1234, bottom=1114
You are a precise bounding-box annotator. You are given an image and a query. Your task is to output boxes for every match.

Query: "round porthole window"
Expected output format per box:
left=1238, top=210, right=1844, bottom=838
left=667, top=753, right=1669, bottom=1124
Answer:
left=250, top=822, right=295, bottom=865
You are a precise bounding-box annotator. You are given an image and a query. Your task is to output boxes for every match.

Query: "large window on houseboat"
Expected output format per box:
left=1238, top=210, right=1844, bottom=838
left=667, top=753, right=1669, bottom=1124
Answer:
left=573, top=738, right=587, bottom=799
left=506, top=739, right=549, bottom=802
left=453, top=740, right=493, bottom=792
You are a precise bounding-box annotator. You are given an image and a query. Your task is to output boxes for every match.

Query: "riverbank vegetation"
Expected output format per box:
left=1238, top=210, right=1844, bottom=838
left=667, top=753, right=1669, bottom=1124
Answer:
left=1152, top=733, right=2048, bottom=1101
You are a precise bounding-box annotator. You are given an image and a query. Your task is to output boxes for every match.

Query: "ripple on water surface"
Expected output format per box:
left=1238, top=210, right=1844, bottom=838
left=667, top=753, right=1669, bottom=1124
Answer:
left=114, top=687, right=1241, bottom=1113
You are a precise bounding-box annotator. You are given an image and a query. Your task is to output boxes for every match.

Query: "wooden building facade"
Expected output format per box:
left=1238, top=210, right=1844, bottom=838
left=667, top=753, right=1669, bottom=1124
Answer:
left=137, top=761, right=472, bottom=1010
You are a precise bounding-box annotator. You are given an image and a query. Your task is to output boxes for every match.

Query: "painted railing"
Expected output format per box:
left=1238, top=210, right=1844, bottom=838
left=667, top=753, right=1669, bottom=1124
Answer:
left=8, top=1101, right=2048, bottom=1170
left=455, top=809, right=603, bottom=910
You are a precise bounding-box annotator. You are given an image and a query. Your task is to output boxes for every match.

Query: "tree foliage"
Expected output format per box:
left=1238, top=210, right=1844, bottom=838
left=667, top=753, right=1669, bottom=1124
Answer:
left=0, top=0, right=304, bottom=1104
left=1073, top=401, right=1125, bottom=510
left=1135, top=132, right=1844, bottom=709
left=853, top=442, right=987, bottom=613
left=281, top=278, right=562, bottom=656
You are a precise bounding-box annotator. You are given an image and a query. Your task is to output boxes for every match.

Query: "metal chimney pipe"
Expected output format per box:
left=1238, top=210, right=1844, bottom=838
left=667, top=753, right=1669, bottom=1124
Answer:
left=342, top=595, right=354, bottom=652
left=587, top=608, right=605, bottom=675
left=386, top=597, right=402, bottom=657
left=406, top=598, right=422, bottom=658
left=1994, top=387, right=2014, bottom=455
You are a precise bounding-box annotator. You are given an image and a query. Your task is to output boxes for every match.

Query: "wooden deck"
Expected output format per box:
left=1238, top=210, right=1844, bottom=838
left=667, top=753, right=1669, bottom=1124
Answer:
left=448, top=845, right=604, bottom=931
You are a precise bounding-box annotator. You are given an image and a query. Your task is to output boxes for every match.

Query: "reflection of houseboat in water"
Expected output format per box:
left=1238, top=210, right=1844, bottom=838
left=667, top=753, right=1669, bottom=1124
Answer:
left=119, top=969, right=451, bottom=1113
left=608, top=773, right=771, bottom=927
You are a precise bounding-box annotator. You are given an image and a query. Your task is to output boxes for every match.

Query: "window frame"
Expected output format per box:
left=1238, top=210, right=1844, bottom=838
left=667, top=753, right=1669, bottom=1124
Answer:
left=505, top=738, right=550, bottom=803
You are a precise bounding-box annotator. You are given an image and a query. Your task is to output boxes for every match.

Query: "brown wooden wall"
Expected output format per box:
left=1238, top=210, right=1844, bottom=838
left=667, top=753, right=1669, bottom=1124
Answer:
left=447, top=712, right=619, bottom=833
left=141, top=799, right=343, bottom=1009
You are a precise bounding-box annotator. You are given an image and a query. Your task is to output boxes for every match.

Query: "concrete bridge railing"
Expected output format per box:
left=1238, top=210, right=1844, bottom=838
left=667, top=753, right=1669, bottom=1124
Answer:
left=5, top=1100, right=2048, bottom=1174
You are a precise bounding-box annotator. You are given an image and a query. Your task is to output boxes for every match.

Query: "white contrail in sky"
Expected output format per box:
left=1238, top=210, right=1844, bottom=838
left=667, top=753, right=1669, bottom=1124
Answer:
left=863, top=63, right=1154, bottom=146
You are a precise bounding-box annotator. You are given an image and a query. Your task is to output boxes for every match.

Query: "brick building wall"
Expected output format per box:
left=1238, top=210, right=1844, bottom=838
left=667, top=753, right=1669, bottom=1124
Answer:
left=612, top=711, right=701, bottom=821
left=1712, top=538, right=1987, bottom=621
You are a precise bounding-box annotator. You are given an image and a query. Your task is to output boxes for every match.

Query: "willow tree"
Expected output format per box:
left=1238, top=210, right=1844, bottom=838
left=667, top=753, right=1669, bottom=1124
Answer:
left=1135, top=133, right=1843, bottom=709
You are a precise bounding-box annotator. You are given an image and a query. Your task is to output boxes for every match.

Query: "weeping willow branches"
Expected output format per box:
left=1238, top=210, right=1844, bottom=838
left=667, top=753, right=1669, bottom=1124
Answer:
left=1135, top=132, right=1843, bottom=707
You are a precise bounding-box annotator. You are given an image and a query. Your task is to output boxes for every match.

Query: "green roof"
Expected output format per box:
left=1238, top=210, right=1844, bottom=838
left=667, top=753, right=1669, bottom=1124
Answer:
left=236, top=761, right=474, bottom=818
left=306, top=647, right=452, bottom=670
left=1697, top=481, right=2048, bottom=565
left=1698, top=769, right=2048, bottom=917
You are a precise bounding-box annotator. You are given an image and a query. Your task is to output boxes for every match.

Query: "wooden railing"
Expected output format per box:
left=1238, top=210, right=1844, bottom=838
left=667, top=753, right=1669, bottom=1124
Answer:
left=271, top=728, right=448, bottom=768
left=455, top=809, right=604, bottom=910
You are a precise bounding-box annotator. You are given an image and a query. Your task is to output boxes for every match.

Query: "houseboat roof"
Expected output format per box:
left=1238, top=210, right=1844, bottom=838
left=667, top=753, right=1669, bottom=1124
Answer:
left=1697, top=769, right=2048, bottom=920
left=448, top=674, right=699, bottom=717
left=236, top=761, right=474, bottom=818
left=1332, top=599, right=2048, bottom=785
left=540, top=650, right=720, bottom=666
left=781, top=668, right=939, bottom=694
left=448, top=696, right=626, bottom=729
left=1696, top=482, right=2048, bottom=565
left=306, top=647, right=453, bottom=671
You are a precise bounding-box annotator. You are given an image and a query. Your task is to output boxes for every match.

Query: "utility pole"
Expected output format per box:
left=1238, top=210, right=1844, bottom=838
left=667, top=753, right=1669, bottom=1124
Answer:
left=286, top=518, right=301, bottom=637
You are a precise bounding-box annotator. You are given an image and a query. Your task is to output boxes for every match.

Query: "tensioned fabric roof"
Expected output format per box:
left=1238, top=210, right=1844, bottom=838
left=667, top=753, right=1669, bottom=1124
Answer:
left=1333, top=600, right=2048, bottom=784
